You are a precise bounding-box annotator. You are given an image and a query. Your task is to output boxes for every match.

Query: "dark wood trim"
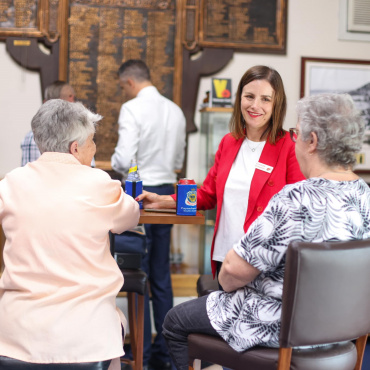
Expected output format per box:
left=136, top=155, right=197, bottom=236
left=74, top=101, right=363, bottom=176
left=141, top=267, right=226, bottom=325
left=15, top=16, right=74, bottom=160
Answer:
left=277, top=347, right=292, bottom=370
left=58, top=0, right=69, bottom=81
left=355, top=334, right=368, bottom=370
left=300, top=56, right=370, bottom=98
left=173, top=0, right=184, bottom=106
left=139, top=210, right=205, bottom=225
left=6, top=37, right=59, bottom=101
left=181, top=47, right=234, bottom=134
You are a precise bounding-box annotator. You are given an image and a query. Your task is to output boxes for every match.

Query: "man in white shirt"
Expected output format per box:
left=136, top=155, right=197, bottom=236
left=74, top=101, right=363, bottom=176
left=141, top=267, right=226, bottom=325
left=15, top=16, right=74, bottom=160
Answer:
left=111, top=60, right=186, bottom=370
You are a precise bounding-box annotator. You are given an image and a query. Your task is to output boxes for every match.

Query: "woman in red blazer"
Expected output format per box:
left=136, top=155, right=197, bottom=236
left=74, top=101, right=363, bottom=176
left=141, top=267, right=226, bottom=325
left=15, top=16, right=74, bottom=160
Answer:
left=138, top=65, right=305, bottom=278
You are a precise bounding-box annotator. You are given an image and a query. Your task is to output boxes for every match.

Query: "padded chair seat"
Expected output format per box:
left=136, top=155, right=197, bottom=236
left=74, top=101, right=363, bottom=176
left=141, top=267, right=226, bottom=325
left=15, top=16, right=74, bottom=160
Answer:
left=188, top=334, right=357, bottom=370
left=196, top=274, right=218, bottom=297
left=120, top=269, right=147, bottom=295
left=0, top=356, right=110, bottom=370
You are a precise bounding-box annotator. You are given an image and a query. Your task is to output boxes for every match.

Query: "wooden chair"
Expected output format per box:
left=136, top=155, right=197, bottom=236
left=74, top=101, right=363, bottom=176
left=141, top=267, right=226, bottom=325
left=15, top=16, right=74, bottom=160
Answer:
left=119, top=269, right=148, bottom=370
left=109, top=231, right=147, bottom=370
left=189, top=239, right=370, bottom=370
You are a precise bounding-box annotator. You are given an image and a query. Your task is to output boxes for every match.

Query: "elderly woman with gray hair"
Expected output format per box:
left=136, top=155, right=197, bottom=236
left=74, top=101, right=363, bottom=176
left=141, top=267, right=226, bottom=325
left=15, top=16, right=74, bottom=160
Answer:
left=0, top=99, right=140, bottom=370
left=162, top=93, right=370, bottom=370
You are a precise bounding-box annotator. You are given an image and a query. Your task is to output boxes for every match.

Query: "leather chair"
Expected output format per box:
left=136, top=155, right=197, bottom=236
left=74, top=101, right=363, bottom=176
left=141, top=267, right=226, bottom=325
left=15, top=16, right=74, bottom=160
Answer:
left=196, top=274, right=218, bottom=297
left=189, top=239, right=370, bottom=370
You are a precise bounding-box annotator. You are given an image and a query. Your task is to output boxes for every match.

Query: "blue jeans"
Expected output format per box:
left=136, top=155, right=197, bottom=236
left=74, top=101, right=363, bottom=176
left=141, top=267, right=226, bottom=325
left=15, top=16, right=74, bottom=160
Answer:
left=162, top=295, right=220, bottom=370
left=142, top=184, right=174, bottom=365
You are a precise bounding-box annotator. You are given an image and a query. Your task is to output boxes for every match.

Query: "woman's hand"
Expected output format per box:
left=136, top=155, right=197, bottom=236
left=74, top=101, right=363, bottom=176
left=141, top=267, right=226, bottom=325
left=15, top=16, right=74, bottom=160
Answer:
left=136, top=191, right=176, bottom=209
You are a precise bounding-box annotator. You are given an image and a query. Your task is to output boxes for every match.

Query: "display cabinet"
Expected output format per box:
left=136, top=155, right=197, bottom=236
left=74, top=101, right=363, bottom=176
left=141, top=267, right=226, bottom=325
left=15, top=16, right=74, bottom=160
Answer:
left=198, top=107, right=233, bottom=274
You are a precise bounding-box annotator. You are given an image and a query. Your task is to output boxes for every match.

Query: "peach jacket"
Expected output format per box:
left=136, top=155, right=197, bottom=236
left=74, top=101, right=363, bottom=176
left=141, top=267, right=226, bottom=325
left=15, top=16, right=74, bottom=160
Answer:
left=0, top=153, right=140, bottom=365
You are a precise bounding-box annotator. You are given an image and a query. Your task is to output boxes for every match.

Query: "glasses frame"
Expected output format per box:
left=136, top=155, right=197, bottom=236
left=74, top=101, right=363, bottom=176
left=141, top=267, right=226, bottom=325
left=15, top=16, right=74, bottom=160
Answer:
left=289, top=128, right=298, bottom=143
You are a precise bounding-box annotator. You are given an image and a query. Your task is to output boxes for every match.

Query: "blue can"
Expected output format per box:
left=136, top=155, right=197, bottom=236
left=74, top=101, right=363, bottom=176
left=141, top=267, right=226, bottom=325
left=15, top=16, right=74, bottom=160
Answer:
left=176, top=179, right=197, bottom=216
left=125, top=180, right=143, bottom=209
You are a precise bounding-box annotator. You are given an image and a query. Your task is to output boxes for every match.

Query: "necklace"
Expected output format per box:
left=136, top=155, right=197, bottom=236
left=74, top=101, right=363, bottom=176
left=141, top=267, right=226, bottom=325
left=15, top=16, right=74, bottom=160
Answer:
left=316, top=169, right=353, bottom=178
left=246, top=139, right=263, bottom=152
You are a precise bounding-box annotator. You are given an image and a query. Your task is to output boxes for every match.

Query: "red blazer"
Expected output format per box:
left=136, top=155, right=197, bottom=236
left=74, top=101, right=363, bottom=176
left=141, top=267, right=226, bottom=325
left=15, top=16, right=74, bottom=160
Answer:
left=196, top=132, right=305, bottom=276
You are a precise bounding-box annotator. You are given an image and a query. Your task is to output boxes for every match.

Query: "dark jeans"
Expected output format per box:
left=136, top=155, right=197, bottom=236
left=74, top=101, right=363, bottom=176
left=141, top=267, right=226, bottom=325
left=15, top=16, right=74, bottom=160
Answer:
left=142, top=184, right=174, bottom=365
left=162, top=295, right=220, bottom=370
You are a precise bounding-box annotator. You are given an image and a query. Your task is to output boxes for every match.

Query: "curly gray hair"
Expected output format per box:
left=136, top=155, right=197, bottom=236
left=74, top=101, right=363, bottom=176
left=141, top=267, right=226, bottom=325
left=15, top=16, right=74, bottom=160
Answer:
left=296, top=93, right=365, bottom=167
left=31, top=99, right=102, bottom=154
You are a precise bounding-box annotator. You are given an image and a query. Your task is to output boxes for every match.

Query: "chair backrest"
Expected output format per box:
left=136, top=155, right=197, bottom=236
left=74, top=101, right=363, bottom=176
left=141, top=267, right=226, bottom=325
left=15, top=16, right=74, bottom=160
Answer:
left=280, top=239, right=370, bottom=348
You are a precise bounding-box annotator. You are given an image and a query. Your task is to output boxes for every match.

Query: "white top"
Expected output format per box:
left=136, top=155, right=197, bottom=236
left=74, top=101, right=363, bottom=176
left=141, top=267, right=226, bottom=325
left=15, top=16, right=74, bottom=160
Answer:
left=111, top=86, right=186, bottom=186
left=208, top=178, right=370, bottom=352
left=213, top=138, right=266, bottom=262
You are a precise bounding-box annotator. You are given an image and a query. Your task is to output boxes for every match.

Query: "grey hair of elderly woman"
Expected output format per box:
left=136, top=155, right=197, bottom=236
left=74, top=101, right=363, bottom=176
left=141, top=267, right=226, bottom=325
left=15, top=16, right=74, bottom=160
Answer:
left=296, top=93, right=365, bottom=167
left=31, top=99, right=102, bottom=154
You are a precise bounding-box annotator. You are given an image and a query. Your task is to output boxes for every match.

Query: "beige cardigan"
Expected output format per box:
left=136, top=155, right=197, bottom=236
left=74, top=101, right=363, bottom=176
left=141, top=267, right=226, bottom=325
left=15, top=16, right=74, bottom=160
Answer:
left=0, top=153, right=139, bottom=366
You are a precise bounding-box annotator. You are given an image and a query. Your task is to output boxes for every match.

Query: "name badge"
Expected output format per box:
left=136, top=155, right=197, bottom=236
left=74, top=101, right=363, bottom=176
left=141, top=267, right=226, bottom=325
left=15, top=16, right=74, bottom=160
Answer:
left=256, top=162, right=273, bottom=173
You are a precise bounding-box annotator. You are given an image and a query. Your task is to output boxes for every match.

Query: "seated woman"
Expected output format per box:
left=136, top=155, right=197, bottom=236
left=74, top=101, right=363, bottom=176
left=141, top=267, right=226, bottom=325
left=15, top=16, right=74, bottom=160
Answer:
left=0, top=100, right=140, bottom=369
left=162, top=93, right=370, bottom=370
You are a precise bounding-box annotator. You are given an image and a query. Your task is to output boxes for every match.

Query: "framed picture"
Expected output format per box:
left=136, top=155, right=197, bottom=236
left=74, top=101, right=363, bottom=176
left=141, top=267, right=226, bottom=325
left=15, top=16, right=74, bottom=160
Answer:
left=180, top=0, right=288, bottom=54
left=300, top=57, right=370, bottom=173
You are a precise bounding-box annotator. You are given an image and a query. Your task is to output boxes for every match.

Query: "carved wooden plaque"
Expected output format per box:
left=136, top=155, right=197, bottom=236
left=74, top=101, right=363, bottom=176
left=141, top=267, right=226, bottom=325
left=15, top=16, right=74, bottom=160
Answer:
left=0, top=0, right=62, bottom=41
left=0, top=0, right=40, bottom=34
left=68, top=0, right=177, bottom=162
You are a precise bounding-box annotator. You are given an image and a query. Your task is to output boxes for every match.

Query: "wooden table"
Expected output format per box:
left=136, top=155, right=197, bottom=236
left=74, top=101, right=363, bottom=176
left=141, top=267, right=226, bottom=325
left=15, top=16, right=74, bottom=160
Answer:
left=139, top=209, right=205, bottom=225
left=137, top=209, right=204, bottom=297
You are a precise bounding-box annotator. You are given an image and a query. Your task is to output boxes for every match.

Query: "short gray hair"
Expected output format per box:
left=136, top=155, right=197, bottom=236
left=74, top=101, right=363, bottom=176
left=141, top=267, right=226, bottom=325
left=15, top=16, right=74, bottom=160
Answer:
left=44, top=81, right=69, bottom=101
left=31, top=99, right=102, bottom=153
left=296, top=93, right=365, bottom=167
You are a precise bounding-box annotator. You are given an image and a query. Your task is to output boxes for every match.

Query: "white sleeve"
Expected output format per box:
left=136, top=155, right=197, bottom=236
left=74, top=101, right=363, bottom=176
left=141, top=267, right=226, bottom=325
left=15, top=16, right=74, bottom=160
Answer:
left=174, top=112, right=186, bottom=170
left=111, top=105, right=139, bottom=176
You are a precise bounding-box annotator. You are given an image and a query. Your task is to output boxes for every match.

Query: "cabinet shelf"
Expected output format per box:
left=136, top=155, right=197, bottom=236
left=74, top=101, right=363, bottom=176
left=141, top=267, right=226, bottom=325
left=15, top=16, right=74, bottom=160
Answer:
left=198, top=108, right=233, bottom=274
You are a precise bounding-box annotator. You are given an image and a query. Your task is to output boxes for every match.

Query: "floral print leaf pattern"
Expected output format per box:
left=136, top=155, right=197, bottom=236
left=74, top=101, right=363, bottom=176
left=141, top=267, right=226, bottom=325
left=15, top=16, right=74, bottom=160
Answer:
left=207, top=178, right=370, bottom=352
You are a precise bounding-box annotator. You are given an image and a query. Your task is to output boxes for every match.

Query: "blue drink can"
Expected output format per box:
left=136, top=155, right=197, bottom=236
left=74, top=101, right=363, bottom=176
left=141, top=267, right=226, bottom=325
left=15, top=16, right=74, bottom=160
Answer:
left=176, top=179, right=197, bottom=216
left=125, top=180, right=143, bottom=209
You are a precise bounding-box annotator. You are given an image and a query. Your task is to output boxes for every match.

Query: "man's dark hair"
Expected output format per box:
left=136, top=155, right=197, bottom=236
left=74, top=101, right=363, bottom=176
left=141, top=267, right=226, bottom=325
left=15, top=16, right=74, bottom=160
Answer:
left=118, top=60, right=150, bottom=82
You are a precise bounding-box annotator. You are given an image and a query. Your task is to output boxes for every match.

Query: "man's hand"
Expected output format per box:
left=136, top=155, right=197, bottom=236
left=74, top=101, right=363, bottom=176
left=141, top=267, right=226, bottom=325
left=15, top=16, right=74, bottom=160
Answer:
left=136, top=191, right=176, bottom=209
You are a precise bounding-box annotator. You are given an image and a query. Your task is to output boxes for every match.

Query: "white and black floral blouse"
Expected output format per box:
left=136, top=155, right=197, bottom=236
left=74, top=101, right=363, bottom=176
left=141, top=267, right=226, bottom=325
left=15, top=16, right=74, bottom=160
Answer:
left=207, top=178, right=370, bottom=352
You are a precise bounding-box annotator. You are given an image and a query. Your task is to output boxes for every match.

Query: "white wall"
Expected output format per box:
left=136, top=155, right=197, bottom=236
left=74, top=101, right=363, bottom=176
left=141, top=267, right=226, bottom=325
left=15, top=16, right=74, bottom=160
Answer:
left=1, top=0, right=369, bottom=179
left=0, top=42, right=42, bottom=177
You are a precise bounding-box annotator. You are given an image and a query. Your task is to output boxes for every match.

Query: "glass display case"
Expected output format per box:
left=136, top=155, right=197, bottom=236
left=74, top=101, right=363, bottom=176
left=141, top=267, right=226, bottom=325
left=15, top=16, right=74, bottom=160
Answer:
left=198, top=107, right=233, bottom=274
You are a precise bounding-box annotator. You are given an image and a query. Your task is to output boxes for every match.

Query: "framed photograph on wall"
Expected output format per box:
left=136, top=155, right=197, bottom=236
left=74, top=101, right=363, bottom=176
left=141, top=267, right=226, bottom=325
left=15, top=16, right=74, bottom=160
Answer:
left=300, top=57, right=370, bottom=173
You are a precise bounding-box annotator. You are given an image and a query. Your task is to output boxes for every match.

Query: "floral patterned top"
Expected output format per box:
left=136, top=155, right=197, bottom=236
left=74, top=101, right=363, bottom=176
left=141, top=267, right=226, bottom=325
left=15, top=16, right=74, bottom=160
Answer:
left=207, top=178, right=370, bottom=352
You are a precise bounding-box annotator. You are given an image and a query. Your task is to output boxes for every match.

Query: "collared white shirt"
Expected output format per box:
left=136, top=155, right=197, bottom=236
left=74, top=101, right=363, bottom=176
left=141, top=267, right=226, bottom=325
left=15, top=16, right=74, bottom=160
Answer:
left=111, top=86, right=186, bottom=186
